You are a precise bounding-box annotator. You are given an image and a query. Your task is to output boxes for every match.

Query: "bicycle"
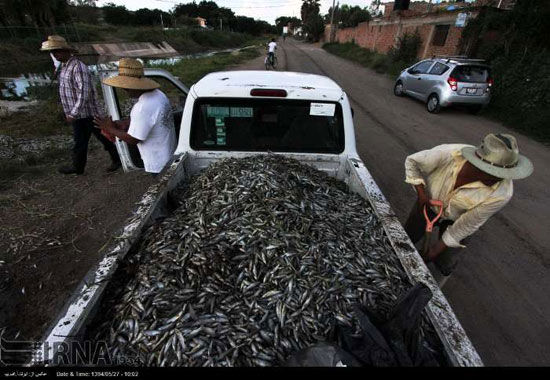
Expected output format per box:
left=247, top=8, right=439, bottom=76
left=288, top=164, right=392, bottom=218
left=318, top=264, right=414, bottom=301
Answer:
left=265, top=53, right=278, bottom=70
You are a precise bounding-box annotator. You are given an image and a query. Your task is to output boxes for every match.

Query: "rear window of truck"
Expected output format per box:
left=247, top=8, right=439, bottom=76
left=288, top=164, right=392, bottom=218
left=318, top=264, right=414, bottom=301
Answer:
left=190, top=98, right=345, bottom=154
left=452, top=65, right=491, bottom=83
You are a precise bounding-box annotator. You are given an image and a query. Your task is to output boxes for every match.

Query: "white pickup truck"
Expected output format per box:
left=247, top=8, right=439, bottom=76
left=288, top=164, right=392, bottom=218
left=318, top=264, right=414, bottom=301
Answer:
left=37, top=70, right=482, bottom=366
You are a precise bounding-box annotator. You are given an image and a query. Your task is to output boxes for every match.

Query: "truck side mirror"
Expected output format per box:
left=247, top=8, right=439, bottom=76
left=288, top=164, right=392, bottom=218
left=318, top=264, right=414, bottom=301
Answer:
left=351, top=107, right=355, bottom=118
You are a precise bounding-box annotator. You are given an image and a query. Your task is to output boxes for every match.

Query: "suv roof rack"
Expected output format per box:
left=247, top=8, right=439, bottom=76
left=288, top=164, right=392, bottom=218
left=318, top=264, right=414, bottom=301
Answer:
left=431, top=55, right=487, bottom=64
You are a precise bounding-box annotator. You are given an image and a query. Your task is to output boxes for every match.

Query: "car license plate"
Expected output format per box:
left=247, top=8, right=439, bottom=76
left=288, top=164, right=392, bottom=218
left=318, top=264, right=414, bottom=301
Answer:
left=466, top=88, right=477, bottom=94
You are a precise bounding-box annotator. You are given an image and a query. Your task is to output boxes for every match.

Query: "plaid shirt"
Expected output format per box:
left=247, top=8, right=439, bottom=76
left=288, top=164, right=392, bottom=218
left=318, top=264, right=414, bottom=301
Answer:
left=58, top=56, right=101, bottom=119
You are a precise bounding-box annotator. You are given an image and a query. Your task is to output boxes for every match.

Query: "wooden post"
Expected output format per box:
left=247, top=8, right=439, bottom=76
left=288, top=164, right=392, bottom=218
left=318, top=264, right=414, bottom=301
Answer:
left=329, top=0, right=336, bottom=43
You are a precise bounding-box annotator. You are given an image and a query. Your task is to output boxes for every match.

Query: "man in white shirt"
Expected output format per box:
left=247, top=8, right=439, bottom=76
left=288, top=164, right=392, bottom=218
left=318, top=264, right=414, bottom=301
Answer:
left=267, top=38, right=277, bottom=65
left=403, top=133, right=533, bottom=275
left=94, top=58, right=176, bottom=175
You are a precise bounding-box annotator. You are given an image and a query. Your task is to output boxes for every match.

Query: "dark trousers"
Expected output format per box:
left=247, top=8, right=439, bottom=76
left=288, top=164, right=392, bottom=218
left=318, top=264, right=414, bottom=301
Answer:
left=71, top=117, right=120, bottom=173
left=404, top=203, right=467, bottom=276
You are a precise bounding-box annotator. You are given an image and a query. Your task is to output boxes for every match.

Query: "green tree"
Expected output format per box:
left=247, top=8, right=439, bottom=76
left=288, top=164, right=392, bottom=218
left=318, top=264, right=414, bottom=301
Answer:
left=102, top=3, right=134, bottom=25
left=326, top=4, right=371, bottom=28
left=301, top=0, right=324, bottom=42
left=301, top=0, right=320, bottom=22
left=69, top=0, right=96, bottom=5
left=173, top=2, right=199, bottom=18
left=275, top=16, right=301, bottom=35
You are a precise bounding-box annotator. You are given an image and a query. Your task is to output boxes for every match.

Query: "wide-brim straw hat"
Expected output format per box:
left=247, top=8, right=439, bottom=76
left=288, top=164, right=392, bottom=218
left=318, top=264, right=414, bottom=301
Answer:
left=102, top=58, right=160, bottom=90
left=462, top=133, right=533, bottom=180
left=40, top=35, right=76, bottom=51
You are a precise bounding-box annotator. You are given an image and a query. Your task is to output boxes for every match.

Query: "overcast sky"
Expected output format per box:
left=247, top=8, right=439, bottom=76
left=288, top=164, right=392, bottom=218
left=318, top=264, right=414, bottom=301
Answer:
left=96, top=0, right=379, bottom=25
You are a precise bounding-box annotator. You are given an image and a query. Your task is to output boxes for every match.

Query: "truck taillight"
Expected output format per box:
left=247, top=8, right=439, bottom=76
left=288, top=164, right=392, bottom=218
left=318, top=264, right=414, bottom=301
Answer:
left=447, top=77, right=458, bottom=91
left=487, top=78, right=493, bottom=87
left=250, top=89, right=287, bottom=97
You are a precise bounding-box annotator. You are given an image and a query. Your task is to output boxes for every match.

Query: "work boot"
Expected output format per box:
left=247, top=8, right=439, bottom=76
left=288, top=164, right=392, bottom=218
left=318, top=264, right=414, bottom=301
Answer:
left=58, top=165, right=83, bottom=175
left=106, top=161, right=122, bottom=173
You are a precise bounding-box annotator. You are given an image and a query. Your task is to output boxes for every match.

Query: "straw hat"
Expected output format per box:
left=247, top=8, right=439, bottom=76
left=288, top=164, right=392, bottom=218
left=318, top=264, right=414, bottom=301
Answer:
left=40, top=35, right=75, bottom=51
left=462, top=133, right=533, bottom=180
left=102, top=58, right=160, bottom=91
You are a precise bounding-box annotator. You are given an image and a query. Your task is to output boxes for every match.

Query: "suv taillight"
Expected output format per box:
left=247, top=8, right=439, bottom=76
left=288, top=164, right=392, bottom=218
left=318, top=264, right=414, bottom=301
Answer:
left=485, top=78, right=493, bottom=93
left=447, top=77, right=458, bottom=91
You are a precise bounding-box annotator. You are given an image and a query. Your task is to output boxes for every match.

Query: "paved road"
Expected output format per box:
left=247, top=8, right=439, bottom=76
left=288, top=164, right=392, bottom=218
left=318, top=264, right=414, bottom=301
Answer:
left=236, top=39, right=550, bottom=365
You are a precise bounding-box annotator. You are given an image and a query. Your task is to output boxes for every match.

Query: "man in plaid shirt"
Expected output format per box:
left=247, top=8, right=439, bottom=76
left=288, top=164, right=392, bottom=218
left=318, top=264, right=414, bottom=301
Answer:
left=41, top=35, right=121, bottom=175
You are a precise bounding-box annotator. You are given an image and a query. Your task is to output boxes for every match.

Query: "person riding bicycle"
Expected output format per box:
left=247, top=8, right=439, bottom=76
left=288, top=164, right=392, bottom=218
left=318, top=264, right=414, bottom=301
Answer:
left=266, top=38, right=277, bottom=66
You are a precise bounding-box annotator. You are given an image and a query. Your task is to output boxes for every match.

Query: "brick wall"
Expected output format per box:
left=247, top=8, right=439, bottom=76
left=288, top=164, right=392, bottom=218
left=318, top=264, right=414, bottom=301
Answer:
left=324, top=9, right=480, bottom=59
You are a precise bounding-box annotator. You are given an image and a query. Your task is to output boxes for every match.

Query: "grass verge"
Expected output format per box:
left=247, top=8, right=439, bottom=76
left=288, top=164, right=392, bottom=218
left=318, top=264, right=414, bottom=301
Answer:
left=323, top=42, right=409, bottom=77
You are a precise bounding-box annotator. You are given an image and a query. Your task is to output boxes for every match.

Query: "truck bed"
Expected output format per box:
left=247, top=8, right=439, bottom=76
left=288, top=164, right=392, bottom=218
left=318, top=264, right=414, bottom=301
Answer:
left=35, top=152, right=483, bottom=366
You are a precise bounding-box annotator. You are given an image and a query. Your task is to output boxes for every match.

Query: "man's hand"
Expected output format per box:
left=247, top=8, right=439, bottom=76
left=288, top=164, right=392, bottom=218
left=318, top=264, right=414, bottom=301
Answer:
left=66, top=116, right=75, bottom=124
left=425, top=239, right=447, bottom=262
left=415, top=184, right=429, bottom=211
left=114, top=118, right=130, bottom=131
left=94, top=116, right=141, bottom=145
left=93, top=116, right=116, bottom=133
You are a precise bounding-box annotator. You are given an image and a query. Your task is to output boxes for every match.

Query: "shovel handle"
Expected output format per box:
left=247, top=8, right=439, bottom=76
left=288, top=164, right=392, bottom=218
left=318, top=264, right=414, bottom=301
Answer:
left=423, top=200, right=443, bottom=233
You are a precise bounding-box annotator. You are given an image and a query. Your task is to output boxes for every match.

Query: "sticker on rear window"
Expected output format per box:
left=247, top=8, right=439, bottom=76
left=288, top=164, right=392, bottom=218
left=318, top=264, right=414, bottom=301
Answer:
left=230, top=107, right=253, bottom=117
left=310, top=103, right=335, bottom=117
left=207, top=106, right=230, bottom=118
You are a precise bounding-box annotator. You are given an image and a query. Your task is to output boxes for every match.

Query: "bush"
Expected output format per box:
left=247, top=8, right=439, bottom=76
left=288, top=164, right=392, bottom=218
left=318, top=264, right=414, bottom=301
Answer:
left=388, top=30, right=421, bottom=67
left=370, top=54, right=390, bottom=73
left=323, top=42, right=399, bottom=75
left=459, top=0, right=550, bottom=141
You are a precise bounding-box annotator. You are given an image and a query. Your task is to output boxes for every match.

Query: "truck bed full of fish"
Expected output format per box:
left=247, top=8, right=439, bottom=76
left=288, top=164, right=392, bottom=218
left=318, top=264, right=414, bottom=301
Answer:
left=89, top=155, right=443, bottom=366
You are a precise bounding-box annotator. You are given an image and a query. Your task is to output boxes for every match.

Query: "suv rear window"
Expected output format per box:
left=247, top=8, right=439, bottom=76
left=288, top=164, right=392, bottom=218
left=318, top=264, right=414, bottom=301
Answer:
left=452, top=65, right=491, bottom=83
left=190, top=98, right=345, bottom=154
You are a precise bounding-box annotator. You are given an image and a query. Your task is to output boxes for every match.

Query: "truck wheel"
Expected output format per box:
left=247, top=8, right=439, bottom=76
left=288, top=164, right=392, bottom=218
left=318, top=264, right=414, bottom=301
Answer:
left=394, top=81, right=404, bottom=97
left=427, top=94, right=441, bottom=114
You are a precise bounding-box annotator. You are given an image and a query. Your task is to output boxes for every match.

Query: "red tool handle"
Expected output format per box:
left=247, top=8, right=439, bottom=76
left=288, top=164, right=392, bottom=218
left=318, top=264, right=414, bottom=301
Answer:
left=423, top=200, right=444, bottom=233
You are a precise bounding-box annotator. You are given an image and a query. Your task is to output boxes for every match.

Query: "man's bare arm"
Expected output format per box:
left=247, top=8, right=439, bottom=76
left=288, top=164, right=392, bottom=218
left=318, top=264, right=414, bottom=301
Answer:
left=94, top=116, right=141, bottom=145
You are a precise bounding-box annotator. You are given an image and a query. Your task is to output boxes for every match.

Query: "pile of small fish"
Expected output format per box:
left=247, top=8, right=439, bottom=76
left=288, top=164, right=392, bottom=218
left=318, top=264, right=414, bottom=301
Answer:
left=93, top=155, right=433, bottom=366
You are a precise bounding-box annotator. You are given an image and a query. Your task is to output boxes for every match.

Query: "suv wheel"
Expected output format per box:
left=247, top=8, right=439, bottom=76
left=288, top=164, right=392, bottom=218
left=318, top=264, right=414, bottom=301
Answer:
left=394, top=81, right=404, bottom=97
left=427, top=94, right=441, bottom=113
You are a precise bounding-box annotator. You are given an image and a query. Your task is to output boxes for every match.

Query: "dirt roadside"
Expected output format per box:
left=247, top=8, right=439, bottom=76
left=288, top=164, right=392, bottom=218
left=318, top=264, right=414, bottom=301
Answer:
left=0, top=143, right=155, bottom=340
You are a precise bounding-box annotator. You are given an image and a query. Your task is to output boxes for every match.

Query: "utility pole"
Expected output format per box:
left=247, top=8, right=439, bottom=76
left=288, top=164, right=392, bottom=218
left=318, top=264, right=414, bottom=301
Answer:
left=329, top=0, right=336, bottom=43
left=220, top=18, right=223, bottom=31
left=160, top=13, right=164, bottom=29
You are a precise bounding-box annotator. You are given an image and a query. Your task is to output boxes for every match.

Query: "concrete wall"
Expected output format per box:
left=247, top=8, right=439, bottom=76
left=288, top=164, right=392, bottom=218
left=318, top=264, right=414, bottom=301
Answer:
left=73, top=42, right=178, bottom=57
left=324, top=9, right=480, bottom=59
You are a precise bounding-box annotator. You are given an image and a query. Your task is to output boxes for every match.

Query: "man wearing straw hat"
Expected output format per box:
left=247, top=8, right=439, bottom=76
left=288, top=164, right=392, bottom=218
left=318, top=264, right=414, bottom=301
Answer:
left=40, top=35, right=121, bottom=175
left=94, top=58, right=176, bottom=175
left=403, top=133, right=533, bottom=276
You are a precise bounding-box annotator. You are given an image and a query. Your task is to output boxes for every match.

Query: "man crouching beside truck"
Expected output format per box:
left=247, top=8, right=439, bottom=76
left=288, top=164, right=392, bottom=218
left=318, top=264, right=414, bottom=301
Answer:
left=94, top=58, right=176, bottom=176
left=403, top=133, right=533, bottom=276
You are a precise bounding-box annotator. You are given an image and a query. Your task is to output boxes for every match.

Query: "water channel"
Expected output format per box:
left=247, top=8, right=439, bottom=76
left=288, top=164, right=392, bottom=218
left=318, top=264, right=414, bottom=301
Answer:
left=0, top=46, right=249, bottom=101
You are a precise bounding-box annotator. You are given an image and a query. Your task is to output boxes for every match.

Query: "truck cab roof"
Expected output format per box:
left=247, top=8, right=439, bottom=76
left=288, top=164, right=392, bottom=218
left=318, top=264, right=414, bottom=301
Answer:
left=191, top=70, right=345, bottom=102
